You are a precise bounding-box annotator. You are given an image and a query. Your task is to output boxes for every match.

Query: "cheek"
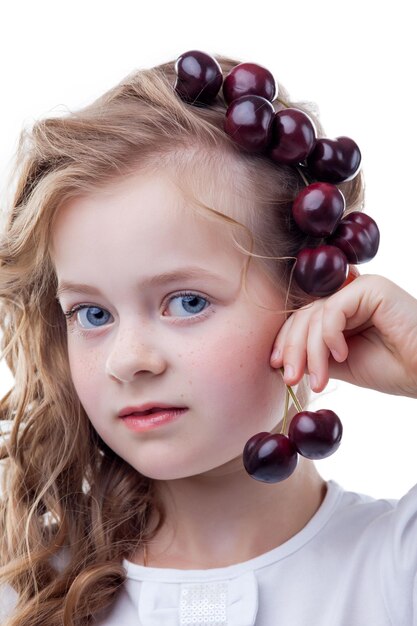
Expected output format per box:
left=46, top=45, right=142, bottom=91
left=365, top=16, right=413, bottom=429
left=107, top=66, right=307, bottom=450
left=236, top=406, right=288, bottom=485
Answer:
left=201, top=332, right=266, bottom=377
left=66, top=340, right=100, bottom=406
left=202, top=313, right=281, bottom=378
left=195, top=321, right=283, bottom=423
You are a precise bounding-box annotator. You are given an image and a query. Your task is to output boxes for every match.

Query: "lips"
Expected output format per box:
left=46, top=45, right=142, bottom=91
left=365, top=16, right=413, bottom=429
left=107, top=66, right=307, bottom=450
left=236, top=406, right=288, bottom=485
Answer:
left=118, top=403, right=187, bottom=418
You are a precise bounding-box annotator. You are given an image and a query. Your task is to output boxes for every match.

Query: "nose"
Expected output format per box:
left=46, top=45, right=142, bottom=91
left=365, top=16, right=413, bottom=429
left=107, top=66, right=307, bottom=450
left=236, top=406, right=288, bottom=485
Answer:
left=105, top=321, right=167, bottom=383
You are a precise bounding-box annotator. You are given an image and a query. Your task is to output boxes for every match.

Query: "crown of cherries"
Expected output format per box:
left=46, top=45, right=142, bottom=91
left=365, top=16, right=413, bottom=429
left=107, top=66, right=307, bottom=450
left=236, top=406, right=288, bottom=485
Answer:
left=173, top=50, right=380, bottom=298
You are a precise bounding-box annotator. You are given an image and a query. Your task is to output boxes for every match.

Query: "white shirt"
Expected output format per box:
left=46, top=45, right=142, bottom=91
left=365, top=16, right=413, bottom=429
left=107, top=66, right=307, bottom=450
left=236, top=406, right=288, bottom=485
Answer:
left=2, top=479, right=417, bottom=625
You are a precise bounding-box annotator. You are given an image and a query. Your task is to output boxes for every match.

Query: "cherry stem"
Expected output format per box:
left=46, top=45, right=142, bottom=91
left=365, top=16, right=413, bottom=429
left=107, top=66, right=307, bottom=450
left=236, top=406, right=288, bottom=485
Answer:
left=279, top=367, right=303, bottom=413
left=280, top=385, right=290, bottom=435
left=295, top=166, right=310, bottom=187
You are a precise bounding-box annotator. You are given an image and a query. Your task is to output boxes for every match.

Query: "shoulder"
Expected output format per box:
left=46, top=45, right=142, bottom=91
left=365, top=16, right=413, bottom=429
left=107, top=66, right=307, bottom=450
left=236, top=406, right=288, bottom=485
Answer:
left=318, top=479, right=417, bottom=564
left=331, top=480, right=417, bottom=539
left=330, top=484, right=417, bottom=585
left=318, top=481, right=417, bottom=623
left=322, top=480, right=396, bottom=530
left=325, top=480, right=417, bottom=543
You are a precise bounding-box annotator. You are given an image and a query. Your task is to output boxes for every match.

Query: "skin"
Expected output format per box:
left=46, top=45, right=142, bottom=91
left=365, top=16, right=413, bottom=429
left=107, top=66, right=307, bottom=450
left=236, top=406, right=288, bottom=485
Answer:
left=50, top=169, right=417, bottom=568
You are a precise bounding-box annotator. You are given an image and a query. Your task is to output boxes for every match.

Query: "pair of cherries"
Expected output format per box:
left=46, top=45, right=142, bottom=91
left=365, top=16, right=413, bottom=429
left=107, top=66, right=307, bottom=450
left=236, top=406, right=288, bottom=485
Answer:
left=174, top=50, right=380, bottom=298
left=243, top=409, right=343, bottom=483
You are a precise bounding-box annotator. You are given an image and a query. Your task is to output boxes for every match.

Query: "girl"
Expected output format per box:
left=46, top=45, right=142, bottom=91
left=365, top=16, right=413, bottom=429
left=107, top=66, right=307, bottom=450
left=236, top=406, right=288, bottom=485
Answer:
left=0, top=51, right=416, bottom=626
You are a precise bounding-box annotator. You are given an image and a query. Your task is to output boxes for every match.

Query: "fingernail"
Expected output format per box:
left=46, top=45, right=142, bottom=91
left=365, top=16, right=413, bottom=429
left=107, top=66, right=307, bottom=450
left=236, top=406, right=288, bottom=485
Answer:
left=331, top=349, right=341, bottom=361
left=284, top=364, right=294, bottom=380
left=271, top=348, right=281, bottom=361
left=310, top=373, right=318, bottom=389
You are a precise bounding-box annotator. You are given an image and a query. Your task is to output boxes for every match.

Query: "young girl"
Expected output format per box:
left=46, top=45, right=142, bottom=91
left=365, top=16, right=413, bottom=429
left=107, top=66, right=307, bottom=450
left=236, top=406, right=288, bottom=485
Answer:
left=0, top=50, right=416, bottom=626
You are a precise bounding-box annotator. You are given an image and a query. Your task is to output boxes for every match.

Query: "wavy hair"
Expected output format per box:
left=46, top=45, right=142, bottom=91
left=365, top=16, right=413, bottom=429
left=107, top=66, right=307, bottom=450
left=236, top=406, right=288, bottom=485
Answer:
left=0, top=53, right=364, bottom=624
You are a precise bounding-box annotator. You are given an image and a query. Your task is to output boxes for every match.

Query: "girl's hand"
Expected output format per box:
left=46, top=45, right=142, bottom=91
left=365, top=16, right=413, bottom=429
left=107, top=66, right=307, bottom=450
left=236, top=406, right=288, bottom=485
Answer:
left=270, top=274, right=417, bottom=398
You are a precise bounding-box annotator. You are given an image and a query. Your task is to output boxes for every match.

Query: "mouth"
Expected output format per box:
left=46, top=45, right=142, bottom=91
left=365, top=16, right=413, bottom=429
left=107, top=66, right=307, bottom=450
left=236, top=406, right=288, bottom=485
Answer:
left=120, top=407, right=189, bottom=432
left=118, top=403, right=188, bottom=419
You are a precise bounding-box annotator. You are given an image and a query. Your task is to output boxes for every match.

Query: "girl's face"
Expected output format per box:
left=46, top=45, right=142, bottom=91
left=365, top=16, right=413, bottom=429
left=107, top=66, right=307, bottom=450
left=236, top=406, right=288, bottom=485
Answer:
left=51, top=171, right=288, bottom=480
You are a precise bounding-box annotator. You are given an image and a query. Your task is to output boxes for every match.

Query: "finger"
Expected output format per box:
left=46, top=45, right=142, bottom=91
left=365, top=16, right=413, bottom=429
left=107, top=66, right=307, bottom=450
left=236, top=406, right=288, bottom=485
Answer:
left=271, top=301, right=317, bottom=367
left=270, top=313, right=296, bottom=367
left=315, top=275, right=389, bottom=365
left=306, top=308, right=331, bottom=392
left=278, top=306, right=316, bottom=384
left=324, top=274, right=383, bottom=336
left=321, top=298, right=350, bottom=362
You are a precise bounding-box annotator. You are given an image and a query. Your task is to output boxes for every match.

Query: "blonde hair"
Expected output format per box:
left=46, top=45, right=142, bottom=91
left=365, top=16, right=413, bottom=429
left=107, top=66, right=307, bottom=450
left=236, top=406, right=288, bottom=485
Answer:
left=0, top=53, right=364, bottom=624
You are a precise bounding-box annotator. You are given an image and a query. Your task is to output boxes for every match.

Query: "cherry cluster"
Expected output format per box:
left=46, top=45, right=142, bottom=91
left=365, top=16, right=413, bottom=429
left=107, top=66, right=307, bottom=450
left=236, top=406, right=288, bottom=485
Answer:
left=243, top=408, right=343, bottom=483
left=174, top=49, right=380, bottom=297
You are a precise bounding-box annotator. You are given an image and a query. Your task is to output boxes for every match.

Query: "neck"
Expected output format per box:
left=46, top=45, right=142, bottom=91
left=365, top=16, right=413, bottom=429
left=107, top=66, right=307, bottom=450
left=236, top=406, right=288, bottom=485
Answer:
left=134, top=457, right=327, bottom=570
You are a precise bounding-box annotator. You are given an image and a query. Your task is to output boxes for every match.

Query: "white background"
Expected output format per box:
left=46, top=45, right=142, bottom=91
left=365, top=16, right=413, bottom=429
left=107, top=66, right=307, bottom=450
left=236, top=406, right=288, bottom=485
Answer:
left=0, top=0, right=415, bottom=499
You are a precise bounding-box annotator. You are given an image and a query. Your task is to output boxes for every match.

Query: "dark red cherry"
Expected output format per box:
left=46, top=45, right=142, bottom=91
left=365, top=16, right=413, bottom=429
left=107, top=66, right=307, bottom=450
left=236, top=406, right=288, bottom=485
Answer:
left=288, top=410, right=343, bottom=459
left=306, top=137, right=361, bottom=183
left=224, top=95, right=275, bottom=152
left=223, top=62, right=277, bottom=105
left=174, top=50, right=223, bottom=104
left=243, top=432, right=298, bottom=483
left=269, top=108, right=316, bottom=165
left=294, top=245, right=348, bottom=296
left=292, top=182, right=345, bottom=236
left=327, top=212, right=380, bottom=263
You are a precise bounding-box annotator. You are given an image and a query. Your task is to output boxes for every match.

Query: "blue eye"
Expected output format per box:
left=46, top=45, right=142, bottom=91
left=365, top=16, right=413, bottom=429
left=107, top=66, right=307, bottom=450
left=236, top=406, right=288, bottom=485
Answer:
left=165, top=292, right=209, bottom=317
left=65, top=305, right=112, bottom=329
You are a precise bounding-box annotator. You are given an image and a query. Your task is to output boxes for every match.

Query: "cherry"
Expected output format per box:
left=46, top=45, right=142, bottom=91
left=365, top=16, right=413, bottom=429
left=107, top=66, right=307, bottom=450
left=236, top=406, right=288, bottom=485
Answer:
left=292, top=182, right=345, bottom=237
left=174, top=50, right=223, bottom=104
left=327, top=211, right=380, bottom=264
left=294, top=245, right=348, bottom=296
left=288, top=410, right=343, bottom=459
left=223, top=62, right=277, bottom=105
left=269, top=108, right=316, bottom=165
left=306, top=136, right=361, bottom=183
left=224, top=95, right=275, bottom=152
left=243, top=432, right=298, bottom=483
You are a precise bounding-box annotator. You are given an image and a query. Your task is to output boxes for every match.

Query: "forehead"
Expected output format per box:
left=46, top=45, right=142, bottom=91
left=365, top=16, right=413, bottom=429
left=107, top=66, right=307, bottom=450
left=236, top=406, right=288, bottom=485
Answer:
left=50, top=170, right=240, bottom=247
left=49, top=170, right=251, bottom=283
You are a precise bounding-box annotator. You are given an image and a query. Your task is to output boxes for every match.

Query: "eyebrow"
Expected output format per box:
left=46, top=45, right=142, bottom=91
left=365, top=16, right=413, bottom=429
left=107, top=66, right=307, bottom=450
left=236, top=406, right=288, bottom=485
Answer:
left=56, top=267, right=227, bottom=298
